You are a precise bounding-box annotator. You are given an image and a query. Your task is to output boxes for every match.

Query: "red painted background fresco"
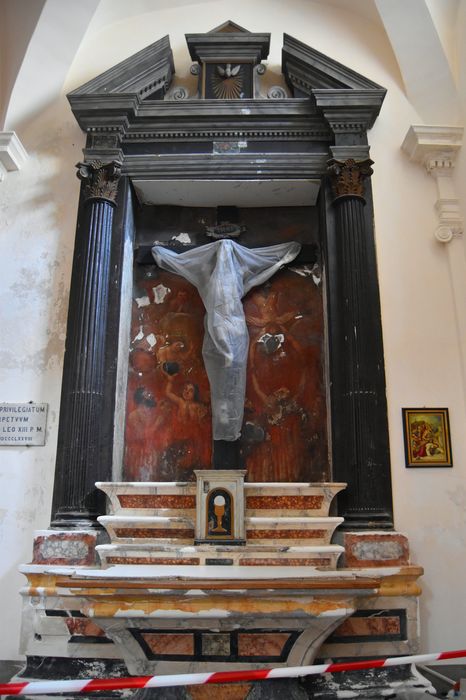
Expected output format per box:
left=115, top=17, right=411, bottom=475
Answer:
left=123, top=262, right=329, bottom=483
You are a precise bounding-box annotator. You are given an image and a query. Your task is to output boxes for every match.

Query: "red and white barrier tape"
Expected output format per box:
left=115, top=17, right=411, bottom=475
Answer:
left=1, top=649, right=465, bottom=695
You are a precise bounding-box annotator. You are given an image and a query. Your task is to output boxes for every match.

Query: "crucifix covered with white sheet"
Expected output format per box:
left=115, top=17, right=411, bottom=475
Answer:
left=152, top=239, right=301, bottom=446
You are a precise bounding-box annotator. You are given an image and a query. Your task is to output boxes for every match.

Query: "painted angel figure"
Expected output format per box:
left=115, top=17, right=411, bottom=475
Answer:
left=152, top=239, right=301, bottom=442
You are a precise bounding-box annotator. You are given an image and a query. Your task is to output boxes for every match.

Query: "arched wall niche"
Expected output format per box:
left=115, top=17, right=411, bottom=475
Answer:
left=50, top=25, right=393, bottom=532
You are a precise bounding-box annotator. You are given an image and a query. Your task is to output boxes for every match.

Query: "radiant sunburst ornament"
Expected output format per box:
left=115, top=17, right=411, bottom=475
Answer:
left=211, top=63, right=243, bottom=99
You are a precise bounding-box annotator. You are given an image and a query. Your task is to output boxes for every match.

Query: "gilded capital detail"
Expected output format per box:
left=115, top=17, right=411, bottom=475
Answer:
left=328, top=158, right=374, bottom=200
left=76, top=160, right=122, bottom=205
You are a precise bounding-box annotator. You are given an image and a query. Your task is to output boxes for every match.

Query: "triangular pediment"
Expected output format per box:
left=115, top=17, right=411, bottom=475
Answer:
left=208, top=20, right=249, bottom=34
left=282, top=33, right=384, bottom=92
left=67, top=28, right=385, bottom=136
left=68, top=35, right=174, bottom=101
left=186, top=22, right=270, bottom=63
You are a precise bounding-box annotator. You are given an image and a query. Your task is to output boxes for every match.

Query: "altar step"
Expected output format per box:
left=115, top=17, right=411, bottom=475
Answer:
left=96, top=542, right=343, bottom=568
left=96, top=481, right=345, bottom=567
left=96, top=481, right=345, bottom=517
left=98, top=514, right=343, bottom=545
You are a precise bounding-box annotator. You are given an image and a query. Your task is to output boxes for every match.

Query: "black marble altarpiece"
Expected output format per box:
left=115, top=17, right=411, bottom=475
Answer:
left=52, top=23, right=394, bottom=531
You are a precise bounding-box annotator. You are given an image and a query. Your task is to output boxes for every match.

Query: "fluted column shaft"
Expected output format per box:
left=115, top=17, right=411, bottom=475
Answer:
left=328, top=158, right=393, bottom=529
left=51, top=161, right=121, bottom=528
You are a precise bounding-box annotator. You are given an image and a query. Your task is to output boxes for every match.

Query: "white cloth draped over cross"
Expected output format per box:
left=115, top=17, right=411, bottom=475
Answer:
left=152, top=239, right=301, bottom=441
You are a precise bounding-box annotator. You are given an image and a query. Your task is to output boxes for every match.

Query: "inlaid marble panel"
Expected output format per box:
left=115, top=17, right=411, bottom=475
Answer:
left=32, top=531, right=98, bottom=566
left=344, top=532, right=410, bottom=568
left=188, top=685, right=252, bottom=700
left=237, top=632, right=291, bottom=657
left=114, top=527, right=195, bottom=540
left=119, top=495, right=196, bottom=509
left=332, top=614, right=402, bottom=639
left=142, top=632, right=194, bottom=656
left=201, top=633, right=231, bottom=656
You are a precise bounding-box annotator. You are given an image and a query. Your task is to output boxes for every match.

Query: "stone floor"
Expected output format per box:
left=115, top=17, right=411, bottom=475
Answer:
left=1, top=660, right=465, bottom=698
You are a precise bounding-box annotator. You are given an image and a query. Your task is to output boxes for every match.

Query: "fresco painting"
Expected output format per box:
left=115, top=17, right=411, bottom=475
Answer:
left=124, top=261, right=329, bottom=482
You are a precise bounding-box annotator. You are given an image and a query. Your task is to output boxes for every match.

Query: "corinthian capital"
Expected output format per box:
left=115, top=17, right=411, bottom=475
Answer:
left=327, top=158, right=374, bottom=201
left=76, top=160, right=122, bottom=205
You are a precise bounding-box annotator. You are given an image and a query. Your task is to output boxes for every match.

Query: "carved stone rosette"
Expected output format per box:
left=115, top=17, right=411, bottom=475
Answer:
left=327, top=157, right=374, bottom=201
left=76, top=160, right=122, bottom=205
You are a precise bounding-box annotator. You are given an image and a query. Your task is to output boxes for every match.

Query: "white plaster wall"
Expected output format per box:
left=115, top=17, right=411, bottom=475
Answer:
left=0, top=0, right=46, bottom=128
left=0, top=0, right=465, bottom=661
left=0, top=98, right=83, bottom=660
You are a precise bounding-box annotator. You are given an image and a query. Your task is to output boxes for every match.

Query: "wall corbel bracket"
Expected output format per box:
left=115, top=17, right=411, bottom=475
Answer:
left=401, top=125, right=463, bottom=243
left=0, top=131, right=28, bottom=182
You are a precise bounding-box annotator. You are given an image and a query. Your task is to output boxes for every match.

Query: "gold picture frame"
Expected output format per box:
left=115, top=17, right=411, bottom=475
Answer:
left=402, top=408, right=452, bottom=468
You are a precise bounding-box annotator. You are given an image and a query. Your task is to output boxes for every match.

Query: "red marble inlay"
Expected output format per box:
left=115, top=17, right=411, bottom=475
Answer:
left=142, top=633, right=194, bottom=655
left=188, top=685, right=252, bottom=700
left=246, top=495, right=323, bottom=510
left=240, top=558, right=331, bottom=566
left=65, top=618, right=106, bottom=637
left=333, top=615, right=401, bottom=637
left=118, top=495, right=196, bottom=509
left=238, top=632, right=291, bottom=657
left=246, top=529, right=326, bottom=540
left=114, top=528, right=194, bottom=539
left=107, top=556, right=200, bottom=565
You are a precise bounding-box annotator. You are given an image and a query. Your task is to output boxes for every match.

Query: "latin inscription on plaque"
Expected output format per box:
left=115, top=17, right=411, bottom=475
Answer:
left=0, top=403, right=48, bottom=446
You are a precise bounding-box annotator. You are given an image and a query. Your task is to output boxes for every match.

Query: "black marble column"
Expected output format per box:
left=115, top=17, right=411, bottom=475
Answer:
left=51, top=161, right=122, bottom=528
left=326, top=158, right=393, bottom=529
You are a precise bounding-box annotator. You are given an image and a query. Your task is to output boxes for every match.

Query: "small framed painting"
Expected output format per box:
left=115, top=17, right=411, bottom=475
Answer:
left=402, top=408, right=452, bottom=468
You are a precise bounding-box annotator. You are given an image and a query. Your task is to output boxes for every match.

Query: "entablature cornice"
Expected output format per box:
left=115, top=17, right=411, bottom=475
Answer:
left=313, top=89, right=386, bottom=132
left=121, top=152, right=329, bottom=180
left=77, top=99, right=332, bottom=146
left=185, top=32, right=270, bottom=64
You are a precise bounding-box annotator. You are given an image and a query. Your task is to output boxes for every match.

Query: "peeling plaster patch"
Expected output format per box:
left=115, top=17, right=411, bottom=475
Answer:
left=135, top=296, right=150, bottom=308
left=290, top=264, right=321, bottom=286
left=171, top=233, right=191, bottom=244
left=146, top=333, right=157, bottom=348
left=2, top=255, right=70, bottom=372
left=258, top=333, right=284, bottom=350
left=114, top=608, right=231, bottom=618
left=133, top=327, right=144, bottom=342
left=153, top=284, right=170, bottom=304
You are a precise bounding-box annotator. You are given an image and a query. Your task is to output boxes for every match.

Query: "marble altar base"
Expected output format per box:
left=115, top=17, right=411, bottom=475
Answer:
left=16, top=481, right=427, bottom=699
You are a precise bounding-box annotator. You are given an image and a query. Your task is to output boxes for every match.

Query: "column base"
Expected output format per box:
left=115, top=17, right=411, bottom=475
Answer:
left=50, top=511, right=103, bottom=530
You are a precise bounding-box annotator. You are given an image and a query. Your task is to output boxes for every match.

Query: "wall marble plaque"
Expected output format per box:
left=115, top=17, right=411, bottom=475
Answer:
left=0, top=403, right=48, bottom=446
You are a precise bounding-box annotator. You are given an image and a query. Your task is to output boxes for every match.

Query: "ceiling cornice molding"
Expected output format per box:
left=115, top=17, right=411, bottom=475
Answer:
left=0, top=131, right=28, bottom=182
left=402, top=125, right=464, bottom=242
